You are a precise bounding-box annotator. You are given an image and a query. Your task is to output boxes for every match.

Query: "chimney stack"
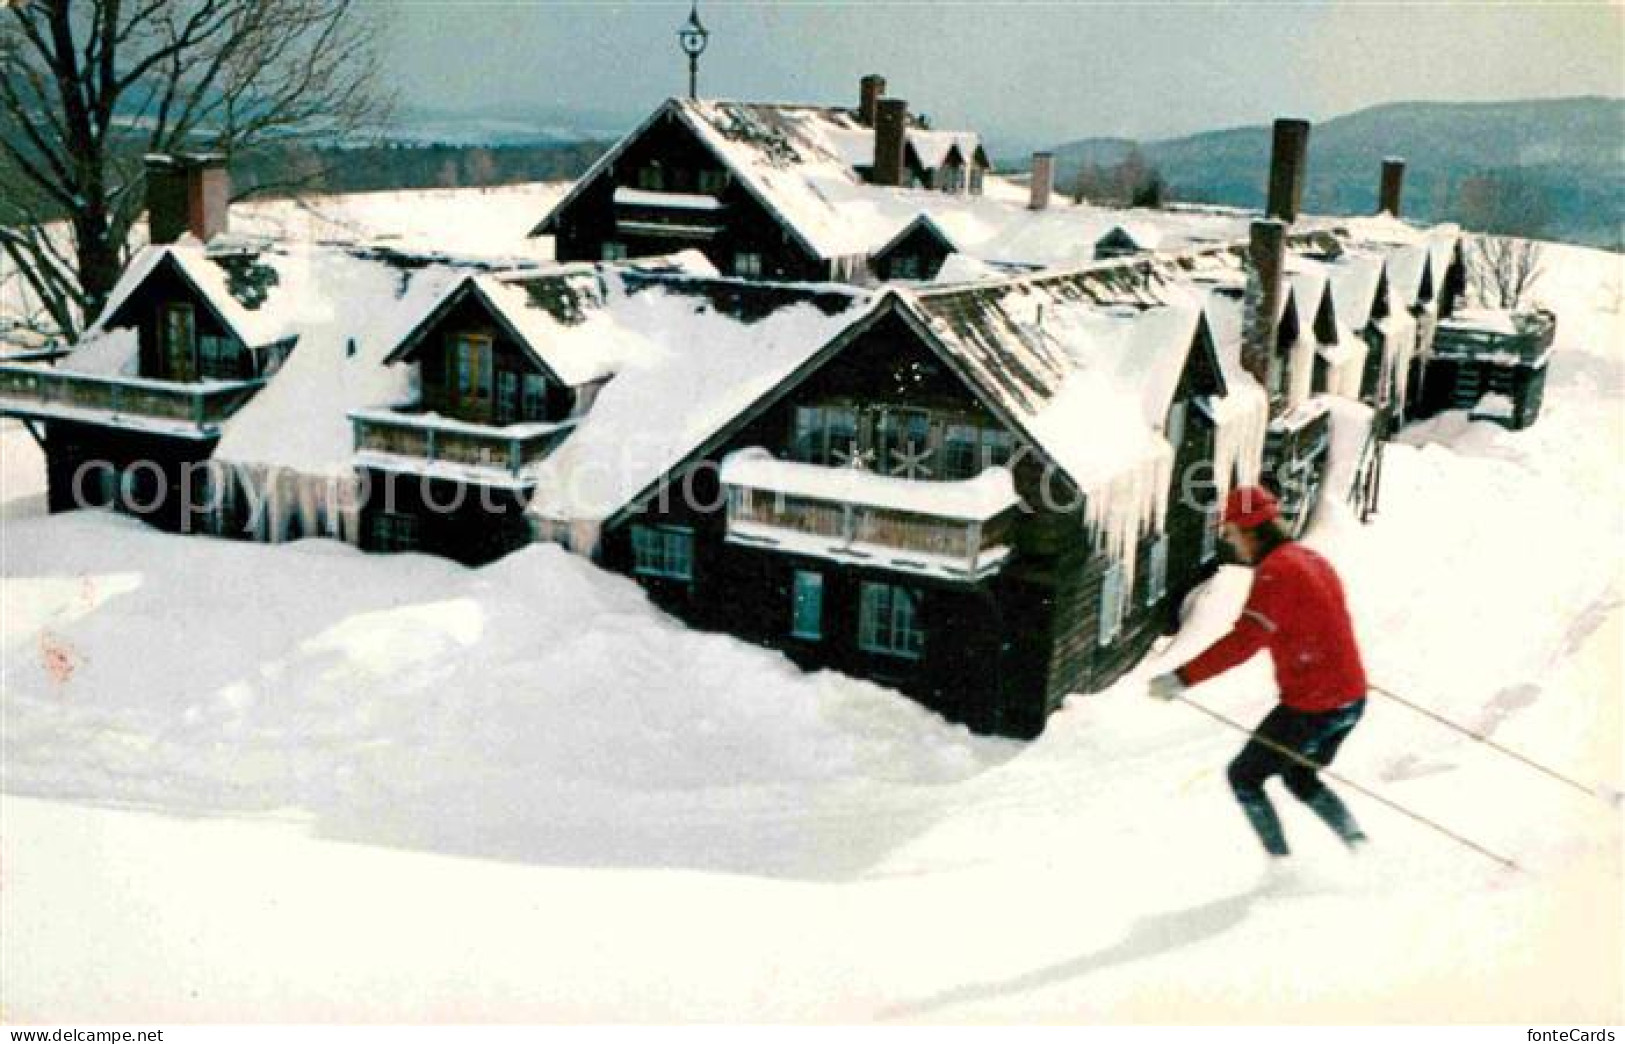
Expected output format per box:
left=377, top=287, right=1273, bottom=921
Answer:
left=873, top=97, right=908, bottom=187
left=1029, top=151, right=1054, bottom=211
left=1379, top=157, right=1406, bottom=217
left=1243, top=218, right=1287, bottom=403
left=1265, top=118, right=1310, bottom=224
left=145, top=153, right=229, bottom=245
left=859, top=74, right=886, bottom=127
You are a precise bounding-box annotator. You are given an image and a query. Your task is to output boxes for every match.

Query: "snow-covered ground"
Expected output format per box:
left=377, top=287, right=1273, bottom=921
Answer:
left=2, top=245, right=1621, bottom=1023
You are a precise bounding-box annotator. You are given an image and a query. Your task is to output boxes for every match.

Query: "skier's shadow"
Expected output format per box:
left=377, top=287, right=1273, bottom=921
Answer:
left=880, top=887, right=1262, bottom=1021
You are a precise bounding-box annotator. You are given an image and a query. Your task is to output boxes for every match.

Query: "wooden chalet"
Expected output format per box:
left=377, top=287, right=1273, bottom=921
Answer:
left=545, top=260, right=1267, bottom=738
left=529, top=77, right=992, bottom=284
left=0, top=158, right=282, bottom=531
left=353, top=266, right=627, bottom=563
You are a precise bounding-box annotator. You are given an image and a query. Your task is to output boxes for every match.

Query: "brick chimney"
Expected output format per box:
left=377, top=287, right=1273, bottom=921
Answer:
left=1243, top=218, right=1287, bottom=405
left=1265, top=118, right=1310, bottom=224
left=859, top=74, right=886, bottom=127
left=873, top=98, right=908, bottom=187
left=145, top=153, right=229, bottom=245
left=1379, top=157, right=1405, bottom=217
left=1029, top=151, right=1054, bottom=211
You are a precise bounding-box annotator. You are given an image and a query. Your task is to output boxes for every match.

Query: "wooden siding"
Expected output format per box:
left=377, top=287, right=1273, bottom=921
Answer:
left=548, top=111, right=833, bottom=281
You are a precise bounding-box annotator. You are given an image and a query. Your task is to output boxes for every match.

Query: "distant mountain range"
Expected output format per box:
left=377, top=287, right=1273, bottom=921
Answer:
left=383, top=102, right=635, bottom=148
left=373, top=96, right=1622, bottom=249
left=1042, top=97, right=1624, bottom=249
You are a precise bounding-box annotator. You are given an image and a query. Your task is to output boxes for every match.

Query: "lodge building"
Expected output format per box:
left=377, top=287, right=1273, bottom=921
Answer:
left=1, top=69, right=1521, bottom=739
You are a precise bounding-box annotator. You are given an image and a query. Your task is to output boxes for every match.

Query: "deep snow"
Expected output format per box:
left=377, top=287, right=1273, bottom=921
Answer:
left=1, top=244, right=1621, bottom=1022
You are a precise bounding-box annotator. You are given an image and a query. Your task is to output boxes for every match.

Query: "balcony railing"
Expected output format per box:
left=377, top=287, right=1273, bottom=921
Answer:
left=720, top=450, right=1019, bottom=581
left=350, top=407, right=578, bottom=480
left=1434, top=310, right=1556, bottom=364
left=0, top=363, right=265, bottom=436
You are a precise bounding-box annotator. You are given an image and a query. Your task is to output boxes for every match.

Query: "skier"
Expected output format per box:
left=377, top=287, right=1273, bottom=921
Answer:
left=1148, top=485, right=1370, bottom=858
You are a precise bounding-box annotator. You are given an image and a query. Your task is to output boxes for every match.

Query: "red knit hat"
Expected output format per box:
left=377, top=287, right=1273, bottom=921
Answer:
left=1224, top=485, right=1281, bottom=528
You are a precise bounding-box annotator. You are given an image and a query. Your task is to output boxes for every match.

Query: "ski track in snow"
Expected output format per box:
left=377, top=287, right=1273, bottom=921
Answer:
left=1, top=244, right=1621, bottom=1022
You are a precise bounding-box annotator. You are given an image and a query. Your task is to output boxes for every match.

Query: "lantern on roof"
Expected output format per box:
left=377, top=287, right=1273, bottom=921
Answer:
left=677, top=2, right=709, bottom=100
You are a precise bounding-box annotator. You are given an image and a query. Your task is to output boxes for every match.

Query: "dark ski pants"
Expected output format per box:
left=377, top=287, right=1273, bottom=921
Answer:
left=1227, top=698, right=1368, bottom=856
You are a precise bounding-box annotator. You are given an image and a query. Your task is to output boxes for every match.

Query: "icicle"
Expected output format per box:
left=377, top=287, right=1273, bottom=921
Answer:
left=1080, top=442, right=1174, bottom=597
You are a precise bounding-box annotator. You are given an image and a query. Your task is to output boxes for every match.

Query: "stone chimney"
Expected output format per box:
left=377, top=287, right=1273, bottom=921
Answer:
left=1379, top=157, right=1406, bottom=217
left=1029, top=151, right=1054, bottom=211
left=1265, top=118, right=1310, bottom=224
left=873, top=97, right=908, bottom=187
left=859, top=74, right=886, bottom=127
left=145, top=153, right=229, bottom=245
left=1243, top=218, right=1287, bottom=404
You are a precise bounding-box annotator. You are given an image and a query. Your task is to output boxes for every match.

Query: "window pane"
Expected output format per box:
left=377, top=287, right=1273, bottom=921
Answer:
left=827, top=408, right=858, bottom=466
left=859, top=582, right=921, bottom=659
left=793, top=406, right=824, bottom=463
left=522, top=374, right=547, bottom=419
left=943, top=425, right=979, bottom=479
left=632, top=525, right=693, bottom=581
left=981, top=429, right=1015, bottom=469
left=791, top=571, right=823, bottom=640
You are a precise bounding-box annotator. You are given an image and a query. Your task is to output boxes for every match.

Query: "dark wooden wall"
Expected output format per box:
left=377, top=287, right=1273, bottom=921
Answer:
left=549, top=110, right=831, bottom=282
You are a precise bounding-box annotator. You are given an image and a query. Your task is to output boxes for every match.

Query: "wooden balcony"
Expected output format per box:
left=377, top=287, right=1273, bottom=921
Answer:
left=0, top=363, right=264, bottom=438
left=1434, top=309, right=1556, bottom=365
left=350, top=407, right=578, bottom=483
left=612, top=187, right=728, bottom=241
left=720, top=451, right=1019, bottom=581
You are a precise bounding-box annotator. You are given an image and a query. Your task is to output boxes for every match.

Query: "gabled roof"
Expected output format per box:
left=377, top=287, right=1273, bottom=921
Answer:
left=872, top=213, right=959, bottom=263
left=524, top=272, right=879, bottom=524
left=1324, top=250, right=1390, bottom=331
left=383, top=257, right=716, bottom=387
left=529, top=97, right=993, bottom=263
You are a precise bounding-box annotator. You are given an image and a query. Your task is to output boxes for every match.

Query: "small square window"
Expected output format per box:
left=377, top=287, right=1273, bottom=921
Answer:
left=631, top=524, right=694, bottom=581
left=858, top=582, right=924, bottom=659
left=602, top=241, right=628, bottom=261
left=733, top=252, right=764, bottom=278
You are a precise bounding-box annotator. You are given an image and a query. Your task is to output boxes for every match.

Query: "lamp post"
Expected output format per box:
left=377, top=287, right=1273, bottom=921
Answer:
left=678, top=1, right=709, bottom=100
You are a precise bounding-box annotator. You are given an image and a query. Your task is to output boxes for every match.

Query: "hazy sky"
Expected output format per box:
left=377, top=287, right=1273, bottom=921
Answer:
left=384, top=1, right=1624, bottom=148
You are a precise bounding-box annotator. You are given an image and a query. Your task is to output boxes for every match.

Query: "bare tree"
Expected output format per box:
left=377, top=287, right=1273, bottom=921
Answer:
left=1468, top=234, right=1546, bottom=311
left=1, top=0, right=390, bottom=339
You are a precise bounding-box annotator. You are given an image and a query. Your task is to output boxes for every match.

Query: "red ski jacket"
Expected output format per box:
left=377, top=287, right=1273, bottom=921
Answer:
left=1177, top=542, right=1368, bottom=712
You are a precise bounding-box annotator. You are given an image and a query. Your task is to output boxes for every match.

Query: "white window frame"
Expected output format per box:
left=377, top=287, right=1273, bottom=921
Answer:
left=631, top=524, right=694, bottom=581
left=858, top=582, right=924, bottom=660
left=790, top=570, right=824, bottom=641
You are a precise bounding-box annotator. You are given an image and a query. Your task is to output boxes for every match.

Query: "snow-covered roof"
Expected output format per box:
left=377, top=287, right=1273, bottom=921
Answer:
left=872, top=213, right=959, bottom=262
left=526, top=274, right=878, bottom=522
left=1324, top=250, right=1388, bottom=331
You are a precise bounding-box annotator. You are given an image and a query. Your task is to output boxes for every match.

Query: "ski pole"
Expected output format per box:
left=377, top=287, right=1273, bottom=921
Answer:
left=1369, top=681, right=1617, bottom=805
left=1174, top=695, right=1523, bottom=873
